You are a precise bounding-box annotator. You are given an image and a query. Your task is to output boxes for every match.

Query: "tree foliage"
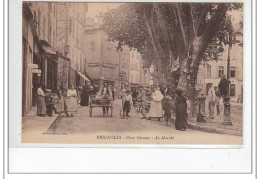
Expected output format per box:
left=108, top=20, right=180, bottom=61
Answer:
left=102, top=2, right=242, bottom=87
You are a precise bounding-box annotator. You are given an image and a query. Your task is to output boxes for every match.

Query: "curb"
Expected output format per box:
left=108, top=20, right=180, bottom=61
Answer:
left=47, top=113, right=63, bottom=131
left=187, top=122, right=242, bottom=136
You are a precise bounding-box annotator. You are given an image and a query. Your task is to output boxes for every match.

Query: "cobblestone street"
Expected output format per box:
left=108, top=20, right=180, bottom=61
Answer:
left=22, top=99, right=242, bottom=144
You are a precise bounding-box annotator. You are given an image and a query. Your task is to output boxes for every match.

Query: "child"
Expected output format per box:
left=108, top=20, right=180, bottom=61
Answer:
left=45, top=89, right=58, bottom=117
left=163, top=95, right=172, bottom=126
left=122, top=90, right=133, bottom=118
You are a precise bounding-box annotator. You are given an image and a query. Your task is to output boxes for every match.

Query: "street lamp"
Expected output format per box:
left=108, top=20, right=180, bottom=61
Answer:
left=222, top=31, right=239, bottom=126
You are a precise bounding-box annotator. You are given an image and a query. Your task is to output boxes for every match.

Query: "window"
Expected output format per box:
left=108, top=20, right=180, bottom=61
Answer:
left=206, top=83, right=213, bottom=95
left=48, top=13, right=51, bottom=43
left=85, top=4, right=88, bottom=12
left=43, top=17, right=46, bottom=40
left=107, top=42, right=111, bottom=50
left=48, top=3, right=52, bottom=12
left=230, top=84, right=236, bottom=96
left=90, top=41, right=95, bottom=52
left=49, top=25, right=52, bottom=44
left=206, top=64, right=211, bottom=77
left=230, top=67, right=236, bottom=78
left=219, top=66, right=224, bottom=77
left=69, top=20, right=72, bottom=34
left=131, top=52, right=134, bottom=58
left=72, top=22, right=74, bottom=38
left=135, top=74, right=139, bottom=83
left=37, top=9, right=41, bottom=37
left=53, top=4, right=56, bottom=17
left=53, top=29, right=55, bottom=46
left=89, top=53, right=93, bottom=62
left=33, top=10, right=37, bottom=24
left=130, top=74, right=134, bottom=82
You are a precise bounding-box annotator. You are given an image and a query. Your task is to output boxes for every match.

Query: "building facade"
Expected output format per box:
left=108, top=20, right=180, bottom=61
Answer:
left=196, top=32, right=243, bottom=103
left=22, top=2, right=89, bottom=116
left=23, top=2, right=61, bottom=116
left=56, top=2, right=89, bottom=89
left=22, top=3, right=35, bottom=116
left=84, top=21, right=129, bottom=97
left=129, top=49, right=152, bottom=89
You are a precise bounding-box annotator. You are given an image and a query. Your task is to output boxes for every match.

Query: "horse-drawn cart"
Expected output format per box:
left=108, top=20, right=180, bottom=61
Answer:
left=89, top=95, right=113, bottom=117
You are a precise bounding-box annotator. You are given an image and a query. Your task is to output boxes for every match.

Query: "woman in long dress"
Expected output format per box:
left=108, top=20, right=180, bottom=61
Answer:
left=148, top=86, right=164, bottom=121
left=175, top=88, right=188, bottom=131
left=55, top=85, right=64, bottom=114
left=80, top=86, right=89, bottom=106
left=65, top=85, right=78, bottom=117
left=37, top=83, right=46, bottom=117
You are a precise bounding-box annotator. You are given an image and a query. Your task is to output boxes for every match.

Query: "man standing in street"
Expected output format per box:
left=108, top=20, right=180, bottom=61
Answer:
left=98, top=82, right=112, bottom=115
left=218, top=74, right=231, bottom=117
left=137, top=86, right=147, bottom=119
left=207, top=83, right=216, bottom=119
left=218, top=74, right=231, bottom=99
left=214, top=86, right=221, bottom=116
left=121, top=84, right=127, bottom=106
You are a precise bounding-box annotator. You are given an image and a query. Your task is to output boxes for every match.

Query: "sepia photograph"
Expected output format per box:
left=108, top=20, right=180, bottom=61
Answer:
left=21, top=1, right=244, bottom=145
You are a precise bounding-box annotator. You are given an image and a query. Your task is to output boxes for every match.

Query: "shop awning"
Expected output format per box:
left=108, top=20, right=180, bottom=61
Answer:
left=76, top=71, right=91, bottom=82
left=130, top=83, right=139, bottom=88
left=40, top=40, right=57, bottom=55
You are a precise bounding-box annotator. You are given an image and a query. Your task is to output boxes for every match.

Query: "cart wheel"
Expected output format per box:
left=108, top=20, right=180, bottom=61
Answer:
left=120, top=108, right=123, bottom=117
left=89, top=107, right=92, bottom=117
left=139, top=105, right=143, bottom=113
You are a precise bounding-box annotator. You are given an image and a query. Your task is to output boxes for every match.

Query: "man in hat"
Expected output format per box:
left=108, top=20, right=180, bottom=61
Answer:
left=122, top=90, right=133, bottom=118
left=214, top=86, right=221, bottom=116
left=88, top=86, right=96, bottom=96
left=137, top=86, right=147, bottom=119
left=98, top=82, right=112, bottom=115
left=175, top=88, right=188, bottom=131
left=207, top=83, right=216, bottom=119
left=218, top=74, right=231, bottom=99
left=163, top=95, right=172, bottom=125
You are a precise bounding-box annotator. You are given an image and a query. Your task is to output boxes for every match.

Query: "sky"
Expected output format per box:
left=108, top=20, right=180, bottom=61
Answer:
left=87, top=3, right=122, bottom=18
left=228, top=10, right=243, bottom=28
left=86, top=3, right=243, bottom=30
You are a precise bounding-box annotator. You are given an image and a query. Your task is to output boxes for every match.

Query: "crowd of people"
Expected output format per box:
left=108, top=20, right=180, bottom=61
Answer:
left=36, top=75, right=231, bottom=132
left=119, top=83, right=188, bottom=131
left=37, top=84, right=81, bottom=118
left=36, top=83, right=115, bottom=118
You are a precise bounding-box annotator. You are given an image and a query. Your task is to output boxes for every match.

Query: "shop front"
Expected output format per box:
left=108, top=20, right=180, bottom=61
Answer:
left=41, top=40, right=59, bottom=91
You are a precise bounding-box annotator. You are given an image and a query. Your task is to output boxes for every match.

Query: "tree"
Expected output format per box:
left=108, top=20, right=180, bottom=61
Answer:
left=102, top=2, right=242, bottom=97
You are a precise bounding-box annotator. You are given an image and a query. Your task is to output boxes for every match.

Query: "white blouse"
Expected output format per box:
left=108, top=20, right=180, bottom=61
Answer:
left=37, top=88, right=45, bottom=96
left=125, top=95, right=133, bottom=102
left=152, top=90, right=164, bottom=102
left=67, top=89, right=77, bottom=97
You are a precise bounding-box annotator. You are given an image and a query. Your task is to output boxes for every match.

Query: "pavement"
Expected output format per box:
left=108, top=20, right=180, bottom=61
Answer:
left=187, top=103, right=243, bottom=136
left=21, top=100, right=243, bottom=144
left=22, top=106, right=59, bottom=140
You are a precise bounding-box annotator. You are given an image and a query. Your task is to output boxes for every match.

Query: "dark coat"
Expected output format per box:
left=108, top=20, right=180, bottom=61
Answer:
left=218, top=78, right=231, bottom=97
left=163, top=100, right=172, bottom=118
left=80, top=88, right=89, bottom=106
left=175, top=94, right=187, bottom=130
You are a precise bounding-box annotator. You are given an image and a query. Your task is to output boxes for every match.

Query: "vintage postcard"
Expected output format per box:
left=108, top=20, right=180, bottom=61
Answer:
left=21, top=1, right=244, bottom=145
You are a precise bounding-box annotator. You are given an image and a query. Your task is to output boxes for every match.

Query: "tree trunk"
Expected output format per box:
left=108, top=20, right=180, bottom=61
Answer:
left=154, top=62, right=163, bottom=85
left=177, top=53, right=189, bottom=90
left=177, top=36, right=208, bottom=117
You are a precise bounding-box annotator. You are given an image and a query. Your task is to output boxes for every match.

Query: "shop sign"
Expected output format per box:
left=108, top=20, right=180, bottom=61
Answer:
left=120, top=71, right=126, bottom=76
left=32, top=69, right=41, bottom=74
left=102, top=63, right=115, bottom=69
left=88, top=63, right=100, bottom=67
left=28, top=63, right=38, bottom=69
